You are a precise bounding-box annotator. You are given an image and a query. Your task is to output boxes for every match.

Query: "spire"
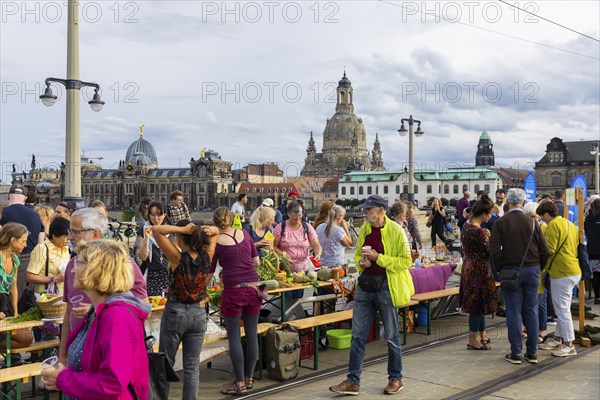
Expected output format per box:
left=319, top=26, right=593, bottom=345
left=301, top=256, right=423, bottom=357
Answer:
left=307, top=131, right=316, bottom=154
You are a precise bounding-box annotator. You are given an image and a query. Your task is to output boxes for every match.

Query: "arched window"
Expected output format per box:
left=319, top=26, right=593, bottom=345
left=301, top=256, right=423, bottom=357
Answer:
left=359, top=187, right=364, bottom=195
left=350, top=187, right=355, bottom=195
left=395, top=185, right=400, bottom=194
left=414, top=185, right=419, bottom=194
left=474, top=184, right=480, bottom=192
left=453, top=185, right=459, bottom=194
left=484, top=184, right=490, bottom=193
left=367, top=186, right=372, bottom=195
left=341, top=187, right=347, bottom=195
left=444, top=184, right=449, bottom=194
left=463, top=184, right=468, bottom=193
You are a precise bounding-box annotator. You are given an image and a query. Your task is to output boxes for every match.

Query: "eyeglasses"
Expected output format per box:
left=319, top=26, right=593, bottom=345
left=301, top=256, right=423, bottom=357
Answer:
left=68, top=228, right=94, bottom=236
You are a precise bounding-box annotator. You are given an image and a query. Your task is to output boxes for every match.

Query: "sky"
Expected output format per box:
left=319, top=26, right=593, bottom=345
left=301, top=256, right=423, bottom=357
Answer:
left=1, top=0, right=599, bottom=183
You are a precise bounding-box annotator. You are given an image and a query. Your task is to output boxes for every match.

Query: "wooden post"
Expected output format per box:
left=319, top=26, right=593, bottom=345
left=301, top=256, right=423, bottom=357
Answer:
left=575, top=188, right=591, bottom=346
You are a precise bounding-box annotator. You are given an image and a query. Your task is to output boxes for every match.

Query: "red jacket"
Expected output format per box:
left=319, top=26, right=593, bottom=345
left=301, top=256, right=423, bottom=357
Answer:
left=56, top=296, right=150, bottom=399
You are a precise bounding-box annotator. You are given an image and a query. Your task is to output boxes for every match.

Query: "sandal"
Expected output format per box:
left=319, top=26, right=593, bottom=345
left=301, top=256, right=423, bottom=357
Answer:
left=481, top=338, right=491, bottom=344
left=245, top=377, right=254, bottom=390
left=221, top=382, right=247, bottom=395
left=467, top=343, right=491, bottom=350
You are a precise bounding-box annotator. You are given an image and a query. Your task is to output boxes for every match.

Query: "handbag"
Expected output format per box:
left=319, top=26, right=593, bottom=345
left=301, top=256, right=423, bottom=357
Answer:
left=578, top=244, right=591, bottom=281
left=500, top=219, right=535, bottom=291
left=18, top=245, right=50, bottom=314
left=124, top=309, right=179, bottom=400
left=357, top=273, right=385, bottom=292
left=426, top=213, right=434, bottom=228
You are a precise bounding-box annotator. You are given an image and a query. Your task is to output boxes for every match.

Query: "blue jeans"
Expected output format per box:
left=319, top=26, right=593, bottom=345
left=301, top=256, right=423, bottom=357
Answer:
left=469, top=314, right=486, bottom=332
left=503, top=266, right=539, bottom=357
left=538, top=290, right=547, bottom=332
left=347, top=280, right=402, bottom=385
left=159, top=300, right=207, bottom=400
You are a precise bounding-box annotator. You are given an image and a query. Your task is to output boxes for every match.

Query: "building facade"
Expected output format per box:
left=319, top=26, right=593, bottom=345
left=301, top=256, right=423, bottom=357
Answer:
left=301, top=72, right=385, bottom=177
left=534, top=137, right=597, bottom=194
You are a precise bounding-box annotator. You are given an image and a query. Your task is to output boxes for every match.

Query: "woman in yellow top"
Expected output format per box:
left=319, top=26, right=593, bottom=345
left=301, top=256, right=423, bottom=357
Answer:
left=536, top=201, right=580, bottom=357
left=26, top=217, right=70, bottom=294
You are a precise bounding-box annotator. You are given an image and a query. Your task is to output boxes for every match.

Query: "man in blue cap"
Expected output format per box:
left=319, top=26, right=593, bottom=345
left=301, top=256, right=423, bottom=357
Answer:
left=329, top=195, right=414, bottom=396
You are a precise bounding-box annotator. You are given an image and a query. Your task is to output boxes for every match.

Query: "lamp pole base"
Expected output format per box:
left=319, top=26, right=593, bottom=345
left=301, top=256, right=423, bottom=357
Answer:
left=62, top=196, right=86, bottom=210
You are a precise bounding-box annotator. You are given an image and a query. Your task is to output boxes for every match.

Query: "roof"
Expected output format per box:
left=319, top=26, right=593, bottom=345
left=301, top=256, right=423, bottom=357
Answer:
left=479, top=130, right=491, bottom=141
left=565, top=140, right=596, bottom=162
left=340, top=168, right=499, bottom=183
left=148, top=169, right=191, bottom=177
left=126, top=136, right=158, bottom=165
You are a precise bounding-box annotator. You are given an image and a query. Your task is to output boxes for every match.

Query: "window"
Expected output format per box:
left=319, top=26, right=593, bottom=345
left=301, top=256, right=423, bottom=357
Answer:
left=149, top=184, right=155, bottom=193
left=403, top=185, right=408, bottom=194
left=551, top=174, right=561, bottom=186
left=484, top=184, right=490, bottom=193
left=245, top=188, right=249, bottom=192
left=359, top=186, right=364, bottom=195
left=341, top=187, right=347, bottom=195
left=444, top=184, right=449, bottom=194
left=463, top=184, right=468, bottom=193
left=474, top=184, right=480, bottom=192
left=274, top=188, right=278, bottom=192
left=414, top=185, right=419, bottom=194
left=260, top=188, right=264, bottom=193
left=282, top=188, right=286, bottom=192
left=252, top=188, right=257, bottom=193
left=427, top=185, right=432, bottom=194
left=453, top=185, right=459, bottom=194
left=367, top=186, right=372, bottom=195
left=350, top=187, right=355, bottom=195
left=395, top=185, right=400, bottom=194
left=383, top=185, right=388, bottom=194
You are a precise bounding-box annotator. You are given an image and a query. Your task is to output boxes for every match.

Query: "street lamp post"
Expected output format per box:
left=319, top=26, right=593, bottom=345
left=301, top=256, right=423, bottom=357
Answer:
left=592, top=141, right=600, bottom=195
left=39, top=0, right=104, bottom=207
left=398, top=115, right=424, bottom=204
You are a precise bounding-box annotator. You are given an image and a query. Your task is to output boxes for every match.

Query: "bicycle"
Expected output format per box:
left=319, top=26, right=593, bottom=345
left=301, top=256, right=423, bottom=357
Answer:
left=347, top=217, right=359, bottom=250
left=108, top=217, right=138, bottom=257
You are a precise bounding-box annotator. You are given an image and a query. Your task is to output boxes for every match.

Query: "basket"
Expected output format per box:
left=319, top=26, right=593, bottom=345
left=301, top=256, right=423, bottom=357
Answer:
left=37, top=295, right=67, bottom=319
left=326, top=329, right=352, bottom=349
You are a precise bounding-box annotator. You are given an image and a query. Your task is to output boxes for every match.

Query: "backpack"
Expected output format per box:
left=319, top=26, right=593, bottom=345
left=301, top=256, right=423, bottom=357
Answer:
left=280, top=220, right=309, bottom=242
left=264, top=324, right=301, bottom=381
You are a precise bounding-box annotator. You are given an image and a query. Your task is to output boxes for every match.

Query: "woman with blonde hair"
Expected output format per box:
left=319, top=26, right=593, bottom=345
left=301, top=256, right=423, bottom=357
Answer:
left=35, top=204, right=55, bottom=236
left=429, top=198, right=446, bottom=247
left=211, top=207, right=261, bottom=395
left=0, top=223, right=34, bottom=353
left=41, top=240, right=151, bottom=399
left=316, top=205, right=352, bottom=267
left=245, top=206, right=276, bottom=255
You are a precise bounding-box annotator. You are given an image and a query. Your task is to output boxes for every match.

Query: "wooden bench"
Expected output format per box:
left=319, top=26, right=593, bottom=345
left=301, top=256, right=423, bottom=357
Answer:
left=2, top=339, right=60, bottom=355
left=285, top=310, right=353, bottom=370
left=412, top=287, right=460, bottom=335
left=399, top=300, right=419, bottom=344
left=0, top=362, right=43, bottom=400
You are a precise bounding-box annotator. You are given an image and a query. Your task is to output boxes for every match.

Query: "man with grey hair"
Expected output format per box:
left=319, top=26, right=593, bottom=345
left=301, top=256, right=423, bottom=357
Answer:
left=491, top=189, right=549, bottom=365
left=58, top=208, right=148, bottom=366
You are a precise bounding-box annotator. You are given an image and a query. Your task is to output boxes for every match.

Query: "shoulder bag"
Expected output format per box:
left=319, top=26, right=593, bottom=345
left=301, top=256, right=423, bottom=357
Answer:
left=500, top=219, right=535, bottom=291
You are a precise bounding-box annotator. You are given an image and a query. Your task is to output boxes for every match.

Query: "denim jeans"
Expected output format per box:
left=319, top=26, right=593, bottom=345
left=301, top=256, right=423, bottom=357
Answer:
left=159, top=300, right=207, bottom=400
left=347, top=279, right=402, bottom=385
left=538, top=290, right=547, bottom=332
left=503, top=266, right=539, bottom=357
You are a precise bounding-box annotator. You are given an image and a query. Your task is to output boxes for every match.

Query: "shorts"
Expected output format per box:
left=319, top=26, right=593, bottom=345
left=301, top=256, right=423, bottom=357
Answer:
left=220, top=287, right=262, bottom=318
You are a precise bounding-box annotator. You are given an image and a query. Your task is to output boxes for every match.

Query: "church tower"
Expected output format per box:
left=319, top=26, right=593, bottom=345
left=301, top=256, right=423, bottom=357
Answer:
left=371, top=133, right=385, bottom=171
left=475, top=130, right=495, bottom=166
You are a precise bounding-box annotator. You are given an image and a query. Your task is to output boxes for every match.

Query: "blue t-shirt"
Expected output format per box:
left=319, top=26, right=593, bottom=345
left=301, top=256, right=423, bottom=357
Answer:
left=315, top=223, right=346, bottom=267
left=0, top=204, right=44, bottom=254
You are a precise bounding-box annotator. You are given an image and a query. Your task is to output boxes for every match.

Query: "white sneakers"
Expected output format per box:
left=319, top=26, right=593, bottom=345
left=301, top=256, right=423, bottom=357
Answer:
left=538, top=337, right=561, bottom=350
left=551, top=344, right=577, bottom=357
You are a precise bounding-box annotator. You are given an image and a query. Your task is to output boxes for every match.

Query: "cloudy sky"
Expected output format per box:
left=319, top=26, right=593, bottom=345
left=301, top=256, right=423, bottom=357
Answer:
left=1, top=0, right=599, bottom=183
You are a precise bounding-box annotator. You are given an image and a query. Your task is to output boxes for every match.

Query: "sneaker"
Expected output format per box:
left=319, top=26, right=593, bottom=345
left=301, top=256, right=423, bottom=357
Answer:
left=330, top=380, right=359, bottom=396
left=505, top=353, right=522, bottom=364
left=546, top=317, right=557, bottom=326
left=384, top=379, right=403, bottom=395
left=523, top=353, right=538, bottom=364
left=539, top=338, right=561, bottom=350
left=552, top=344, right=577, bottom=357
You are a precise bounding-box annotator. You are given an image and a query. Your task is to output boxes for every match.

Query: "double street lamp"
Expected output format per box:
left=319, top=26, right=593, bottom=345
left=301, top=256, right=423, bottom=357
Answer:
left=592, top=141, right=600, bottom=195
left=398, top=115, right=424, bottom=203
left=39, top=0, right=104, bottom=206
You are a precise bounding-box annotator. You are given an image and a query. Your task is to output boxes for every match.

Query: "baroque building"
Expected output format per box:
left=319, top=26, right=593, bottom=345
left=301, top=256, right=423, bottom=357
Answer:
left=534, top=137, right=597, bottom=194
left=301, top=72, right=385, bottom=177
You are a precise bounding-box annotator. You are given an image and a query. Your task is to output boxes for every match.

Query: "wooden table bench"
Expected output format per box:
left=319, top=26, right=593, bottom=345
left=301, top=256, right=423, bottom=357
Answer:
left=3, top=339, right=60, bottom=356
left=0, top=362, right=44, bottom=400
left=411, top=287, right=460, bottom=335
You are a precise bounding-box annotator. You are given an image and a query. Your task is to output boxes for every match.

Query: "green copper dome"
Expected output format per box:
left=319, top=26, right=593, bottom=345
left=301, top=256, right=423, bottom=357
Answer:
left=480, top=130, right=491, bottom=141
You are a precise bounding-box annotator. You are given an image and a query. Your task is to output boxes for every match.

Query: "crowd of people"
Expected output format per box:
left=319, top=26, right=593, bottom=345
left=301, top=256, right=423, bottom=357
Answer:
left=0, top=183, right=598, bottom=398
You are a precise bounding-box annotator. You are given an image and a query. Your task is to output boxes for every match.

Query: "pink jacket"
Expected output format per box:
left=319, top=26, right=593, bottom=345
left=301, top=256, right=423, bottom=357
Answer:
left=56, top=294, right=151, bottom=399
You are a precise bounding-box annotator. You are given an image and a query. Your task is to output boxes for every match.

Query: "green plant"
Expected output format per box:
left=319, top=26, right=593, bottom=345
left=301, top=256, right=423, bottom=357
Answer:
left=123, top=210, right=136, bottom=222
left=449, top=198, right=458, bottom=207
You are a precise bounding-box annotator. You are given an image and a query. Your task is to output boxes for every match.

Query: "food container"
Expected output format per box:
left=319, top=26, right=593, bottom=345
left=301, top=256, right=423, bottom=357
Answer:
left=327, top=329, right=352, bottom=349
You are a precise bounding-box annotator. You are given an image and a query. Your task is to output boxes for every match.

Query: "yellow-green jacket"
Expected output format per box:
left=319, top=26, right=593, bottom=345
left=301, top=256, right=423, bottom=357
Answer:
left=354, top=216, right=414, bottom=307
left=544, top=216, right=580, bottom=279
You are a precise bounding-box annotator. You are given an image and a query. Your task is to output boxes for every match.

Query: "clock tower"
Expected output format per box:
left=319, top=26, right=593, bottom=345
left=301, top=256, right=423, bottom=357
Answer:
left=475, top=130, right=495, bottom=167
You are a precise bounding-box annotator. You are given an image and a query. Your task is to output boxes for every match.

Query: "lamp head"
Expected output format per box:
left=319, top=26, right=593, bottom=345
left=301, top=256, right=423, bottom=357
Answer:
left=398, top=123, right=407, bottom=136
left=88, top=91, right=105, bottom=112
left=40, top=86, right=57, bottom=107
left=415, top=123, right=424, bottom=137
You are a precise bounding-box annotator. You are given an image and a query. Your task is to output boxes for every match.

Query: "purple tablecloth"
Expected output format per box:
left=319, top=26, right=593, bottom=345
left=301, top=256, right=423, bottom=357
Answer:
left=409, top=263, right=457, bottom=294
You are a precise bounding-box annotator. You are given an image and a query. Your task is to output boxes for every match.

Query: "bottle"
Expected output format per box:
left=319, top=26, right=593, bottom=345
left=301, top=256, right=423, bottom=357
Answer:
left=415, top=258, right=421, bottom=269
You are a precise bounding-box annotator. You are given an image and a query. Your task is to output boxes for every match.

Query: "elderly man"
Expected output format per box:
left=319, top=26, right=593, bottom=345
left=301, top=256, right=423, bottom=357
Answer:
left=0, top=184, right=44, bottom=296
left=329, top=195, right=414, bottom=396
left=58, top=208, right=148, bottom=366
left=490, top=189, right=549, bottom=365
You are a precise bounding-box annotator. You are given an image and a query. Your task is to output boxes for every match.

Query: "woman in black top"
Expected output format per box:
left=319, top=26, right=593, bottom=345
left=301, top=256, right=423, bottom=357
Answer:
left=584, top=198, right=600, bottom=304
left=136, top=201, right=170, bottom=296
left=430, top=198, right=447, bottom=247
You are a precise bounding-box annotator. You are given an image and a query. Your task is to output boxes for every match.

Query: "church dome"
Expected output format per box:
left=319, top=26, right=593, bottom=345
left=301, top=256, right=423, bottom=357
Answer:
left=126, top=135, right=158, bottom=167
left=323, top=112, right=366, bottom=149
left=338, top=72, right=351, bottom=88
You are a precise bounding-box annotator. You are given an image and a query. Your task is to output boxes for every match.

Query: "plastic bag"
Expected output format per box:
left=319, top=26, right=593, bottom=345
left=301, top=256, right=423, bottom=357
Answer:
left=232, top=214, right=243, bottom=229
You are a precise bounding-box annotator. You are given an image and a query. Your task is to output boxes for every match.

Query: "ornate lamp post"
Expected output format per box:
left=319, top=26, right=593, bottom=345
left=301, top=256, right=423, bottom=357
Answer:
left=592, top=141, right=600, bottom=195
left=398, top=115, right=424, bottom=203
left=39, top=0, right=104, bottom=206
